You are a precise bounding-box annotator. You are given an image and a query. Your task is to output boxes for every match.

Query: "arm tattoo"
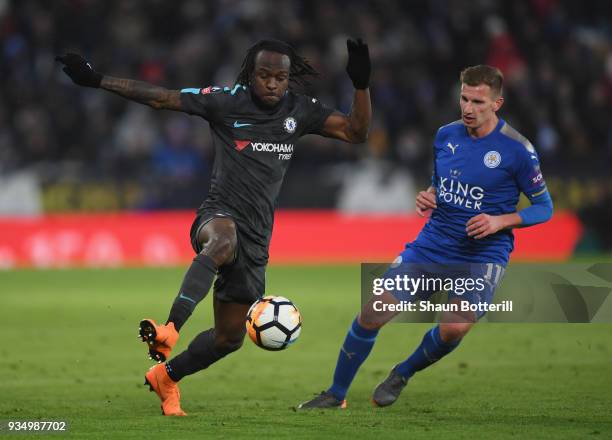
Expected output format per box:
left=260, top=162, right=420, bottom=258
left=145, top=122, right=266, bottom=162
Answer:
left=100, top=76, right=182, bottom=110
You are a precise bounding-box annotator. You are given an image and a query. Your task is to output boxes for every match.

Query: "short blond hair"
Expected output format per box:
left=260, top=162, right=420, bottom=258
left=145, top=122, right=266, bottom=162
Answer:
left=460, top=65, right=503, bottom=96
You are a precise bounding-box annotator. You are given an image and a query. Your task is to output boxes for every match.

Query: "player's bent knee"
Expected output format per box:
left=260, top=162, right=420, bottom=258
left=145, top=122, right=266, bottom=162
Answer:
left=214, top=235, right=237, bottom=261
left=439, top=323, right=472, bottom=344
left=198, top=218, right=238, bottom=266
left=201, top=232, right=237, bottom=266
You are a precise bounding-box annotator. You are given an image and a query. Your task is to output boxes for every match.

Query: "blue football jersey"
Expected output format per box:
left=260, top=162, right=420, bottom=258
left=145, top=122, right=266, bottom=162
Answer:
left=410, top=118, right=548, bottom=265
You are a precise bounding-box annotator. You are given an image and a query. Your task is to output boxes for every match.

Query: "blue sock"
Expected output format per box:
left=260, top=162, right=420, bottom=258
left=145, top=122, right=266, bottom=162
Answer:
left=395, top=326, right=460, bottom=379
left=328, top=317, right=379, bottom=400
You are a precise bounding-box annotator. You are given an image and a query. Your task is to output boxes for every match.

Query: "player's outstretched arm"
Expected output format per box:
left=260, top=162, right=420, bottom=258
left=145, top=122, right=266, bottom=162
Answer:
left=56, top=53, right=182, bottom=111
left=321, top=39, right=371, bottom=143
left=100, top=76, right=182, bottom=110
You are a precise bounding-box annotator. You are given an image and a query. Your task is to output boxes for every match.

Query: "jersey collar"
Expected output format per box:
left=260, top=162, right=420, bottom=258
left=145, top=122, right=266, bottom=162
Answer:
left=464, top=117, right=505, bottom=142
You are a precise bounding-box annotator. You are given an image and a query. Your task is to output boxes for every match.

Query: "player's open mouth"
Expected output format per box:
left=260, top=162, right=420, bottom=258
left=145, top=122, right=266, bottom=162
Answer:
left=463, top=115, right=475, bottom=123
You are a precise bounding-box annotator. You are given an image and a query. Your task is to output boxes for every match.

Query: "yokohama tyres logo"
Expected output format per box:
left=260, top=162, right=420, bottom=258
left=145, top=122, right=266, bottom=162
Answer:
left=234, top=140, right=294, bottom=160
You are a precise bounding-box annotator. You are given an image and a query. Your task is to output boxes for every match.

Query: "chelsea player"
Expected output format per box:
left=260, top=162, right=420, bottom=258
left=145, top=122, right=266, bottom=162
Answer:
left=299, top=65, right=553, bottom=409
left=57, top=39, right=371, bottom=416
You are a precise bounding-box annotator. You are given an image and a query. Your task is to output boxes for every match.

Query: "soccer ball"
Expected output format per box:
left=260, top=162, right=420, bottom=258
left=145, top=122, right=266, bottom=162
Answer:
left=246, top=296, right=302, bottom=351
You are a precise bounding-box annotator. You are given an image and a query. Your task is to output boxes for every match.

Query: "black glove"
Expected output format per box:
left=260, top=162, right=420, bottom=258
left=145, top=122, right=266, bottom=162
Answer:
left=55, top=53, right=103, bottom=88
left=346, top=38, right=370, bottom=90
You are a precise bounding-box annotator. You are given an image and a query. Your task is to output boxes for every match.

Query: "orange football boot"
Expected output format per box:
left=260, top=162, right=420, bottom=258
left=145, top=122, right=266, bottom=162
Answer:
left=144, top=363, right=187, bottom=416
left=139, top=319, right=179, bottom=363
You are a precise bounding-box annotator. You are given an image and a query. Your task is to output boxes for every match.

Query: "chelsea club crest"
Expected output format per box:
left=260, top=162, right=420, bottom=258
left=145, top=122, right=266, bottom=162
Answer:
left=283, top=117, right=297, bottom=134
left=484, top=150, right=501, bottom=168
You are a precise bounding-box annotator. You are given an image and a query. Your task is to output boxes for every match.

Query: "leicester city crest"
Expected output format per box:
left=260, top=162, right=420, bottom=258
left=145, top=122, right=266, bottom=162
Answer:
left=484, top=150, right=501, bottom=168
left=283, top=117, right=297, bottom=134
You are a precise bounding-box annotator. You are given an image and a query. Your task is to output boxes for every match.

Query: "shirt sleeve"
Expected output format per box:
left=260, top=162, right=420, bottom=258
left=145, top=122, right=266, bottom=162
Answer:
left=179, top=86, right=231, bottom=122
left=514, top=143, right=548, bottom=199
left=430, top=129, right=442, bottom=188
left=299, top=95, right=335, bottom=136
left=431, top=150, right=438, bottom=188
left=518, top=191, right=553, bottom=226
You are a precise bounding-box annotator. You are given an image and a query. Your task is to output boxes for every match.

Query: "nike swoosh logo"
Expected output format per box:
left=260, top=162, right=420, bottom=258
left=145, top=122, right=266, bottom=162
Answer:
left=233, top=121, right=252, bottom=128
left=178, top=292, right=196, bottom=304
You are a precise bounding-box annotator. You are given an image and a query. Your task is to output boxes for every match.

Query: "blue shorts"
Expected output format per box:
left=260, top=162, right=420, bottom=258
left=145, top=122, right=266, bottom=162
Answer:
left=383, top=246, right=506, bottom=319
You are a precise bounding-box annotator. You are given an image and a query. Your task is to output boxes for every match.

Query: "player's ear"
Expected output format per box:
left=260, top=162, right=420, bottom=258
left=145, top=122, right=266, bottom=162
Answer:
left=493, top=95, right=504, bottom=112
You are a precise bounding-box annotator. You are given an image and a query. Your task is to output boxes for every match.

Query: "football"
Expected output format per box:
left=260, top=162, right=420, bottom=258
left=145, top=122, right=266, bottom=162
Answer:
left=246, top=296, right=302, bottom=350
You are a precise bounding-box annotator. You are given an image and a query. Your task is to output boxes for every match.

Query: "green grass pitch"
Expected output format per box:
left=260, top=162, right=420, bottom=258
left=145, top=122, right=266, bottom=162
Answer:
left=1, top=265, right=611, bottom=439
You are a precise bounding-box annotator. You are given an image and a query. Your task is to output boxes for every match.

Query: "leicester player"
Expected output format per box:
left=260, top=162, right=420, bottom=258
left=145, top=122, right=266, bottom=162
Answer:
left=298, top=65, right=553, bottom=409
left=56, top=39, right=371, bottom=416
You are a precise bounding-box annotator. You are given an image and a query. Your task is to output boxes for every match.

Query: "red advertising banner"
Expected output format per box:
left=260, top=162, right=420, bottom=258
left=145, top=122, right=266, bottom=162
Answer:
left=0, top=210, right=582, bottom=268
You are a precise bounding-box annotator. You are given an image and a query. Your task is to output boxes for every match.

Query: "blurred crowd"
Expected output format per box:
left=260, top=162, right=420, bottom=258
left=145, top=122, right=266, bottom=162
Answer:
left=1, top=0, right=611, bottom=212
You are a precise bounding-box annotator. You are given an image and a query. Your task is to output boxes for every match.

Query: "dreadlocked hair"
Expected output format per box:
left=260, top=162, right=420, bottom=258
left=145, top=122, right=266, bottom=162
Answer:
left=235, top=39, right=319, bottom=89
